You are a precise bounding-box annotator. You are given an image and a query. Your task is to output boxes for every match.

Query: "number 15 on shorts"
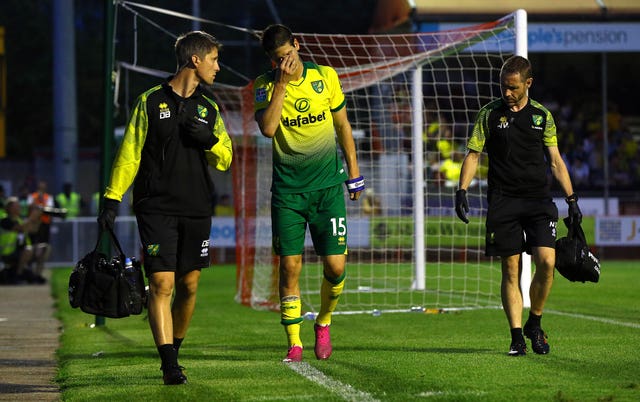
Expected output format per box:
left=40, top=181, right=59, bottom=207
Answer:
left=331, top=217, right=346, bottom=236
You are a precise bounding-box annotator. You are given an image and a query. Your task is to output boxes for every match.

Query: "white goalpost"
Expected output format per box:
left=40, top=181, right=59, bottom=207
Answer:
left=515, top=9, right=532, bottom=309
left=112, top=3, right=530, bottom=315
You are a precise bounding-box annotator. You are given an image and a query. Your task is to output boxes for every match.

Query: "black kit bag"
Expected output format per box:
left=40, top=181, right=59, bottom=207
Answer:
left=555, top=217, right=601, bottom=283
left=69, top=226, right=146, bottom=318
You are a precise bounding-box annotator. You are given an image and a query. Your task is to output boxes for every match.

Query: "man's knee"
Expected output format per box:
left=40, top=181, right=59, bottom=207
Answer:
left=150, top=274, right=175, bottom=298
left=322, top=255, right=345, bottom=279
left=176, top=270, right=200, bottom=297
left=533, top=248, right=555, bottom=275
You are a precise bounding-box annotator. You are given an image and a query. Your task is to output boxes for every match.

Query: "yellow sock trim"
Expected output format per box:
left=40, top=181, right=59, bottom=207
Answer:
left=316, top=274, right=345, bottom=326
left=281, top=296, right=302, bottom=347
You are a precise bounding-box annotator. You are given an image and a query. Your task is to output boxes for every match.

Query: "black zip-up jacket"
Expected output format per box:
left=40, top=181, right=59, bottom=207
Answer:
left=104, top=81, right=233, bottom=216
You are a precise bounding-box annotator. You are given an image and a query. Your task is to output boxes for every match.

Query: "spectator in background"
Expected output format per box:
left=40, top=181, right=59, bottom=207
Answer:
left=584, top=131, right=604, bottom=186
left=439, top=150, right=464, bottom=188
left=55, top=182, right=83, bottom=218
left=435, top=122, right=456, bottom=161
left=362, top=188, right=382, bottom=216
left=0, top=197, right=43, bottom=284
left=610, top=152, right=632, bottom=188
left=607, top=102, right=622, bottom=133
left=90, top=191, right=101, bottom=216
left=618, top=131, right=638, bottom=161
left=571, top=157, right=590, bottom=189
left=27, top=180, right=53, bottom=283
left=17, top=185, right=31, bottom=218
left=582, top=131, right=596, bottom=155
left=424, top=111, right=458, bottom=187
left=214, top=194, right=234, bottom=217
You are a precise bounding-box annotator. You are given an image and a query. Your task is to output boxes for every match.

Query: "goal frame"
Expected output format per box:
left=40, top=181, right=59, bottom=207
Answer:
left=237, top=9, right=532, bottom=313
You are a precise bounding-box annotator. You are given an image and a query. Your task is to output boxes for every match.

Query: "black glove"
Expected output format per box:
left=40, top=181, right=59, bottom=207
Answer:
left=182, top=116, right=218, bottom=149
left=566, top=193, right=582, bottom=226
left=455, top=189, right=469, bottom=224
left=97, top=198, right=119, bottom=231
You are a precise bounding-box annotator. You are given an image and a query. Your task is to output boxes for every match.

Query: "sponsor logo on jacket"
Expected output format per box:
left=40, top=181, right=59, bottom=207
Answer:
left=159, top=102, right=171, bottom=119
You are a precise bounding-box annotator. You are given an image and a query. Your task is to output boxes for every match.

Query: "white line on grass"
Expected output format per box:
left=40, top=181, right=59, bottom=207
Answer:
left=418, top=390, right=486, bottom=398
left=286, top=362, right=379, bottom=402
left=547, top=309, right=640, bottom=329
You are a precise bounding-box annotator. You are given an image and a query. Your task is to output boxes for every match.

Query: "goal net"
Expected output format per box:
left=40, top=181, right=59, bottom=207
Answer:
left=112, top=3, right=527, bottom=315
left=238, top=13, right=527, bottom=315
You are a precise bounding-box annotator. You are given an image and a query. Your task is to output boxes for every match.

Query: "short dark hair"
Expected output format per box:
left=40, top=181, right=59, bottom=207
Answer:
left=175, top=31, right=221, bottom=69
left=261, top=24, right=294, bottom=54
left=501, top=55, right=532, bottom=80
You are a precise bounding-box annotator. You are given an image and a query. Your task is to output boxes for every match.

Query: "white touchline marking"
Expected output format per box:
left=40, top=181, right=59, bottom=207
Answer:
left=0, top=318, right=7, bottom=322
left=286, top=362, right=379, bottom=402
left=547, top=310, right=640, bottom=329
left=418, top=390, right=486, bottom=398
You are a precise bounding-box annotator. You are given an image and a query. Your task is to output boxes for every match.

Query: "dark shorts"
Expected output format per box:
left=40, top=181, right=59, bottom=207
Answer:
left=485, top=194, right=558, bottom=257
left=136, top=214, right=212, bottom=277
left=30, top=223, right=51, bottom=244
left=271, top=184, right=347, bottom=256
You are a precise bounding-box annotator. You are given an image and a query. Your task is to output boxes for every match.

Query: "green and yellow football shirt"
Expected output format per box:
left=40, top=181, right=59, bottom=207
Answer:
left=254, top=62, right=348, bottom=194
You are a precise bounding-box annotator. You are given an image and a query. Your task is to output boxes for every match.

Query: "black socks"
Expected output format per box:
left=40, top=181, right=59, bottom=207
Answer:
left=158, top=344, right=178, bottom=370
left=173, top=337, right=184, bottom=355
left=511, top=328, right=525, bottom=343
left=527, top=312, right=542, bottom=328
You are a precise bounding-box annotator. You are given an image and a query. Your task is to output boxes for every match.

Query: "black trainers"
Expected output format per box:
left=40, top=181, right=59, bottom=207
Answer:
left=162, top=365, right=187, bottom=385
left=524, top=323, right=550, bottom=354
left=508, top=341, right=527, bottom=356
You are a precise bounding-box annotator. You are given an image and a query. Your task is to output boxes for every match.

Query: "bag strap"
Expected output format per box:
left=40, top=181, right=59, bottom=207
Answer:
left=106, top=225, right=127, bottom=259
left=92, top=225, right=127, bottom=260
left=563, top=217, right=588, bottom=246
left=563, top=217, right=575, bottom=239
left=572, top=221, right=588, bottom=246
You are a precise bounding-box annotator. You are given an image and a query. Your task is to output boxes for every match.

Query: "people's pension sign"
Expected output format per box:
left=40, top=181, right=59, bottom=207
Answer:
left=528, top=23, right=640, bottom=52
left=420, top=22, right=640, bottom=52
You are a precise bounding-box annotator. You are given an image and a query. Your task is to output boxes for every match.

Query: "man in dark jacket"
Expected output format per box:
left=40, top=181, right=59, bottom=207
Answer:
left=455, top=56, right=581, bottom=357
left=98, top=31, right=232, bottom=385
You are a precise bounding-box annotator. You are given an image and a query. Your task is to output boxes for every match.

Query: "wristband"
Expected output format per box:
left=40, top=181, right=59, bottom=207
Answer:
left=565, top=193, right=578, bottom=203
left=345, top=176, right=365, bottom=193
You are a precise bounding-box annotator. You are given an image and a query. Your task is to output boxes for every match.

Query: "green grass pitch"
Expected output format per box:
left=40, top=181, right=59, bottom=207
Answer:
left=53, top=260, right=639, bottom=401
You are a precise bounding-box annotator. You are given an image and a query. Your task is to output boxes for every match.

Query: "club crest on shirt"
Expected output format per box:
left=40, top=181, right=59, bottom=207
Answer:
left=197, top=104, right=208, bottom=118
left=146, top=244, right=160, bottom=256
left=311, top=80, right=324, bottom=94
left=159, top=102, right=171, bottom=119
left=531, top=114, right=544, bottom=130
left=532, top=115, right=543, bottom=126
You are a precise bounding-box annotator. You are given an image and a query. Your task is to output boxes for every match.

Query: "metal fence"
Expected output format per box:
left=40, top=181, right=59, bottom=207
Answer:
left=48, top=216, right=141, bottom=267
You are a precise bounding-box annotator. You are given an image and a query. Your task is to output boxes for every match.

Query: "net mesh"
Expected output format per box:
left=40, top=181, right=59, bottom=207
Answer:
left=113, top=4, right=521, bottom=315
left=236, top=16, right=518, bottom=314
